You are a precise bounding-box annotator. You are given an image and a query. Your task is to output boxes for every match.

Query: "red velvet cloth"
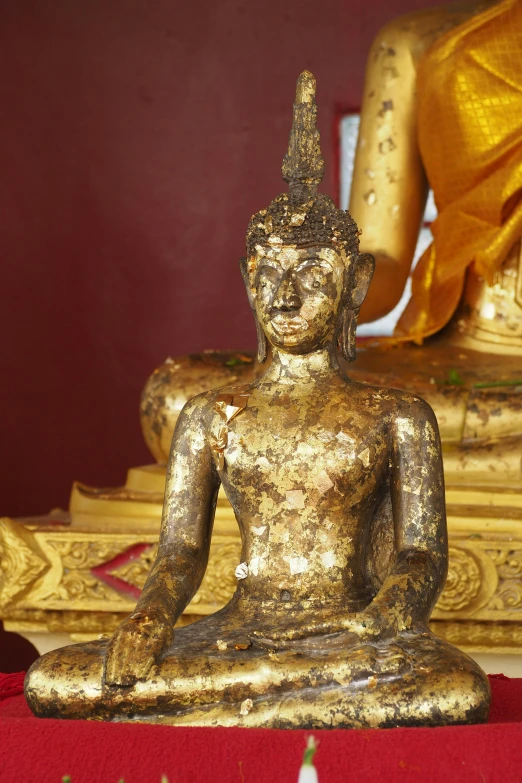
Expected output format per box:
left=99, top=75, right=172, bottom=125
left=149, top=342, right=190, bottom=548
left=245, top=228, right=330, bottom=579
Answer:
left=0, top=671, right=25, bottom=701
left=0, top=676, right=521, bottom=782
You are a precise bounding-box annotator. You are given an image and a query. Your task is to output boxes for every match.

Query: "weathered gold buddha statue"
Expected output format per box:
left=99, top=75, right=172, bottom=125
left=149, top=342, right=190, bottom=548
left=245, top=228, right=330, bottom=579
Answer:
left=348, top=0, right=522, bottom=487
left=25, top=72, right=489, bottom=729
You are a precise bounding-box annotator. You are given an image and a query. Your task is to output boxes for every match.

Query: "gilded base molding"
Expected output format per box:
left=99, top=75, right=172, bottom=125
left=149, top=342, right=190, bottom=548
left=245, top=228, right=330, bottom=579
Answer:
left=2, top=463, right=522, bottom=654
left=431, top=620, right=522, bottom=655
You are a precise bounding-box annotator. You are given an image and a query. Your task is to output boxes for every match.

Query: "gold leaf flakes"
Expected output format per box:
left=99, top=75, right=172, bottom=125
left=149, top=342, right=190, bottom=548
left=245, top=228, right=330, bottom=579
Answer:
left=234, top=640, right=252, bottom=651
left=240, top=698, right=253, bottom=715
left=286, top=490, right=306, bottom=509
left=314, top=469, right=334, bottom=494
left=284, top=555, right=309, bottom=575
left=267, top=234, right=283, bottom=248
left=290, top=212, right=306, bottom=226
left=235, top=562, right=249, bottom=580
left=358, top=448, right=370, bottom=467
left=321, top=551, right=336, bottom=569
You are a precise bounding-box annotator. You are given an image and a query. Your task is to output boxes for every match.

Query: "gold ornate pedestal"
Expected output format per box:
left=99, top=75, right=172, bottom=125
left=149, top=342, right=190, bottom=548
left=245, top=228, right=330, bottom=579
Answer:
left=0, top=467, right=239, bottom=648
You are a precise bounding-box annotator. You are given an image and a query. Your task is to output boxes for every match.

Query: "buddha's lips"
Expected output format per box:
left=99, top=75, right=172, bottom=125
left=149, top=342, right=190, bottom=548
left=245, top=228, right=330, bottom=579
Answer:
left=271, top=314, right=309, bottom=335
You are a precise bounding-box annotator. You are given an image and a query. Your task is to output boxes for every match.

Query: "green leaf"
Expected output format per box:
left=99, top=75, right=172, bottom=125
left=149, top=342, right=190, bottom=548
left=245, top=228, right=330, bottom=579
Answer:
left=474, top=379, right=522, bottom=389
left=447, top=369, right=464, bottom=386
left=302, top=736, right=317, bottom=767
left=225, top=356, right=251, bottom=366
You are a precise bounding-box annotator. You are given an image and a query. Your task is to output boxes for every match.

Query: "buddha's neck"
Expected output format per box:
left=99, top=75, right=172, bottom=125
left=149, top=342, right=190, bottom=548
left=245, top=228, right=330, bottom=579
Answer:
left=262, top=344, right=341, bottom=384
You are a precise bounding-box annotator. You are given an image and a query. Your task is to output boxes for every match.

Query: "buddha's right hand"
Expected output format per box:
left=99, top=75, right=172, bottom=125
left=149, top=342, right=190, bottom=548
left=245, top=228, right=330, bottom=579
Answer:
left=104, top=608, right=174, bottom=687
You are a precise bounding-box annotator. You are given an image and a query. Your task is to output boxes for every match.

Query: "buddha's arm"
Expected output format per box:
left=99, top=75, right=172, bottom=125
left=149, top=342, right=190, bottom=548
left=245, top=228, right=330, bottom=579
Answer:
left=105, top=393, right=219, bottom=685
left=349, top=21, right=429, bottom=323
left=368, top=396, right=447, bottom=633
left=135, top=395, right=219, bottom=619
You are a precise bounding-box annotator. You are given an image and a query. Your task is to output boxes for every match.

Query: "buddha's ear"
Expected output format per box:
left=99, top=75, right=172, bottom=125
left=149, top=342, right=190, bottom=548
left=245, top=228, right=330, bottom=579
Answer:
left=239, top=256, right=255, bottom=308
left=338, top=252, right=375, bottom=363
left=239, top=256, right=267, bottom=364
left=348, top=252, right=375, bottom=310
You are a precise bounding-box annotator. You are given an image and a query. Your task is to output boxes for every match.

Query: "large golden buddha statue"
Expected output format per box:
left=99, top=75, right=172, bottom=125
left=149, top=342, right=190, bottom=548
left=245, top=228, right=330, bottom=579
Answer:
left=348, top=0, right=522, bottom=487
left=25, top=72, right=489, bottom=729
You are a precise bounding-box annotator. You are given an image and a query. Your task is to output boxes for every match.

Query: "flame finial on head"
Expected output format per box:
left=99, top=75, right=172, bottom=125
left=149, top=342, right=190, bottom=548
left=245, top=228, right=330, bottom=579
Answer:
left=245, top=71, right=359, bottom=260
left=282, top=71, right=325, bottom=200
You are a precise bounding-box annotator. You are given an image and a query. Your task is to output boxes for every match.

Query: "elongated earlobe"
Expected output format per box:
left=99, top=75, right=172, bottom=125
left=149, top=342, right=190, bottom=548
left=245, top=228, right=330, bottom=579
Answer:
left=339, top=307, right=359, bottom=362
left=239, top=256, right=268, bottom=364
left=337, top=252, right=374, bottom=362
left=255, top=319, right=268, bottom=364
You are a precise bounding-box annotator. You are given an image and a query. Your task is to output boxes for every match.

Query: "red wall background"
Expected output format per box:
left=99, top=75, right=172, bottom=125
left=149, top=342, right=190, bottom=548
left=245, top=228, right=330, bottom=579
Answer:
left=1, top=0, right=452, bottom=517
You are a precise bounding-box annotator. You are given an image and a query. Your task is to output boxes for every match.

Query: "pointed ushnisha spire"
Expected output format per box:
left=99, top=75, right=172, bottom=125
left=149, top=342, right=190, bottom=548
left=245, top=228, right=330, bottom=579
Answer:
left=246, top=71, right=359, bottom=260
left=282, top=71, right=325, bottom=200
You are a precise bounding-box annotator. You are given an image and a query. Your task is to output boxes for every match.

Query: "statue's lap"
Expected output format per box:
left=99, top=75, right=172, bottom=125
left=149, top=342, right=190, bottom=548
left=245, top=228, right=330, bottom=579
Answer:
left=25, top=607, right=490, bottom=726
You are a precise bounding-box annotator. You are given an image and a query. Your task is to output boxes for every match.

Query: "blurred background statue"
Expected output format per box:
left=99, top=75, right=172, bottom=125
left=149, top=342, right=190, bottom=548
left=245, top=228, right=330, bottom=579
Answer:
left=352, top=0, right=522, bottom=346
left=347, top=0, right=522, bottom=491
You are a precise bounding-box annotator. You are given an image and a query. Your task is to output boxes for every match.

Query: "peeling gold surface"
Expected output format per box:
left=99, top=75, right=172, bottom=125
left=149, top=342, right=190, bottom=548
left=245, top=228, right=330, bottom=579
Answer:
left=24, top=72, right=489, bottom=729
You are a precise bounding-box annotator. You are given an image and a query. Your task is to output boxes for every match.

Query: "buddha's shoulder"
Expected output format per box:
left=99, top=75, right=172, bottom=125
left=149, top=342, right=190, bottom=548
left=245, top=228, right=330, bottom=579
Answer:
left=179, top=384, right=254, bottom=417
left=371, top=2, right=477, bottom=63
left=348, top=381, right=436, bottom=423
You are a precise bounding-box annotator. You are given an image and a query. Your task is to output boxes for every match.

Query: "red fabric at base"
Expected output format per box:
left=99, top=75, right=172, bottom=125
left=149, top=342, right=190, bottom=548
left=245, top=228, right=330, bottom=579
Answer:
left=0, top=671, right=25, bottom=701
left=1, top=678, right=522, bottom=782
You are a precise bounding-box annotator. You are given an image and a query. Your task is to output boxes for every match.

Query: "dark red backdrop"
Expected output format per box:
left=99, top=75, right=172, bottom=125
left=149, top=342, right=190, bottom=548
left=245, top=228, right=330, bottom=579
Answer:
left=1, top=0, right=452, bottom=517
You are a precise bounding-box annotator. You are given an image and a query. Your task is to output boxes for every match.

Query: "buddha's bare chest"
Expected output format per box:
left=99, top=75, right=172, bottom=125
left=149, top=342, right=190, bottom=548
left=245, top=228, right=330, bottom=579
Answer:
left=214, top=402, right=389, bottom=506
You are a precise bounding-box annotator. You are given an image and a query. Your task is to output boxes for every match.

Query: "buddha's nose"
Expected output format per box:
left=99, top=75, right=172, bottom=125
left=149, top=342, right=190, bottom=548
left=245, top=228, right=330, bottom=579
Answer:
left=273, top=272, right=302, bottom=311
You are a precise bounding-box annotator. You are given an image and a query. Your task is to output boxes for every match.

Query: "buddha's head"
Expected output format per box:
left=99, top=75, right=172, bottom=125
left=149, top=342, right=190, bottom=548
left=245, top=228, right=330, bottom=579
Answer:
left=241, top=71, right=374, bottom=362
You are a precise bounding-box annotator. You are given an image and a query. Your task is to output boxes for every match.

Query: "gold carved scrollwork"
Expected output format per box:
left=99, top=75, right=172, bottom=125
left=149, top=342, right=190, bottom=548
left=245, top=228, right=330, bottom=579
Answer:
left=434, top=544, right=498, bottom=617
left=490, top=549, right=522, bottom=580
left=110, top=545, right=158, bottom=591
left=486, top=550, right=522, bottom=611
left=432, top=619, right=522, bottom=654
left=53, top=540, right=122, bottom=570
left=0, top=518, right=50, bottom=610
left=489, top=581, right=522, bottom=610
left=437, top=547, right=481, bottom=611
left=80, top=538, right=240, bottom=609
left=45, top=540, right=130, bottom=605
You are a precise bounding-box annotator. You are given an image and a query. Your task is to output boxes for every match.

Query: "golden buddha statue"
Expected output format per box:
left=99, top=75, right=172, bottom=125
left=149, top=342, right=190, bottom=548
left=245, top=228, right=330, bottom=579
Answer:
left=25, top=72, right=489, bottom=729
left=348, top=0, right=522, bottom=487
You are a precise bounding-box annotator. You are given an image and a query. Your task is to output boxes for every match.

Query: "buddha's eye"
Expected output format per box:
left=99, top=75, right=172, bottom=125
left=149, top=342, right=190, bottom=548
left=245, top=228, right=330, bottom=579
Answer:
left=298, top=264, right=329, bottom=290
left=256, top=265, right=280, bottom=293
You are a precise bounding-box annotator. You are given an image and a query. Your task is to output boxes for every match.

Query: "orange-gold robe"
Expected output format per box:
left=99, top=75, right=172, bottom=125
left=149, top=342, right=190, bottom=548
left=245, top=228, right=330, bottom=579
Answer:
left=396, top=0, right=522, bottom=340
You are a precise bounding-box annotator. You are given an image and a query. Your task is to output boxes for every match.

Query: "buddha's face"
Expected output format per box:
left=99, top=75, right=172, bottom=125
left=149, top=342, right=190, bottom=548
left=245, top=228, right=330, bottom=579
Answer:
left=250, top=244, right=346, bottom=354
